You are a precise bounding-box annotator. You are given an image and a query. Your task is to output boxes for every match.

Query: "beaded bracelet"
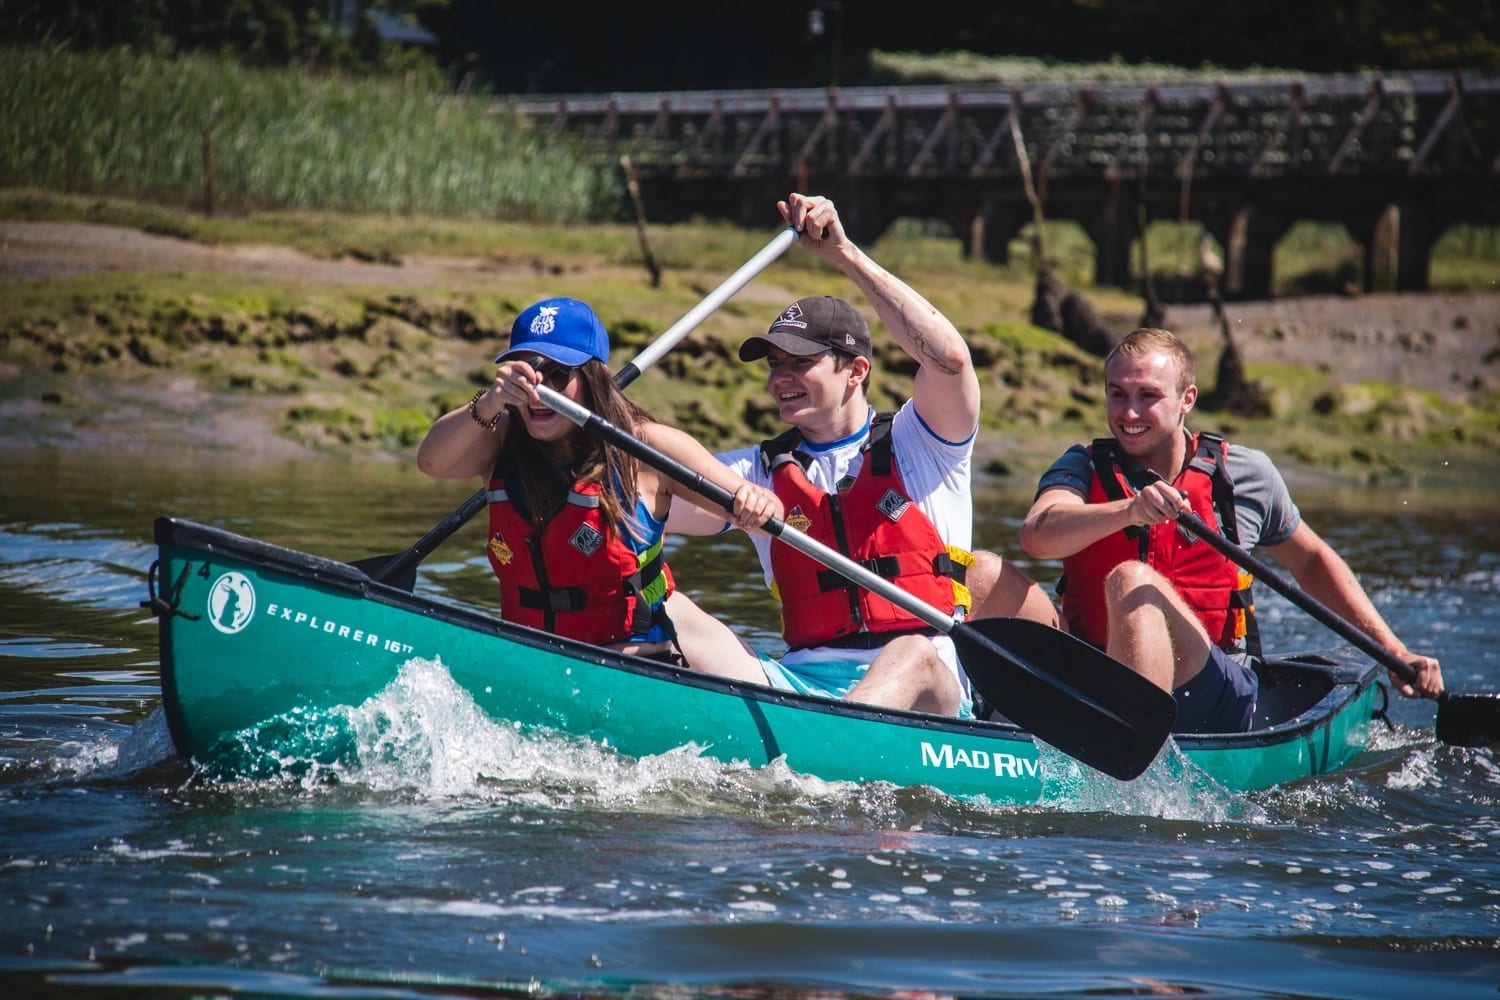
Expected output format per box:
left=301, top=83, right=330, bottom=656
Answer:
left=468, top=389, right=503, bottom=431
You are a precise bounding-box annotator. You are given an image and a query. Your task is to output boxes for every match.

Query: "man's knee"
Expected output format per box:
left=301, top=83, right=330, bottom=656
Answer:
left=1103, top=561, right=1166, bottom=605
left=881, top=632, right=937, bottom=662
left=871, top=635, right=960, bottom=712
left=874, top=635, right=947, bottom=684
left=967, top=549, right=1002, bottom=605
left=969, top=549, right=1057, bottom=626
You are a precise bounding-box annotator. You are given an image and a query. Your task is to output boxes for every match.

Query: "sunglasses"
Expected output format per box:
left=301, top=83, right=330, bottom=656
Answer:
left=536, top=362, right=579, bottom=391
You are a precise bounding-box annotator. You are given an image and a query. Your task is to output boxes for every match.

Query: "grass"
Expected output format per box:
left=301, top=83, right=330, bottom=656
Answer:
left=0, top=46, right=617, bottom=221
left=0, top=44, right=1493, bottom=496
left=3, top=40, right=1495, bottom=297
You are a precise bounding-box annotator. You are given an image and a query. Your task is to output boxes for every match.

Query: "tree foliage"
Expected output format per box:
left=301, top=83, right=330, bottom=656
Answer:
left=419, top=0, right=1500, bottom=92
left=1, top=0, right=1494, bottom=89
left=1, top=0, right=450, bottom=70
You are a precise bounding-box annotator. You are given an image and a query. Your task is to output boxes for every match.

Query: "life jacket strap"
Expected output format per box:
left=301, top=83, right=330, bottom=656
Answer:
left=932, top=550, right=970, bottom=585
left=816, top=554, right=904, bottom=592
left=811, top=550, right=970, bottom=593
left=518, top=586, right=587, bottom=613
left=621, top=547, right=673, bottom=639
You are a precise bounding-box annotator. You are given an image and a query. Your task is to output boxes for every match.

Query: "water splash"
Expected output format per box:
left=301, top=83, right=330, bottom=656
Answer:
left=194, top=657, right=865, bottom=817
left=184, top=657, right=1310, bottom=826
left=2, top=708, right=179, bottom=785
left=1032, top=739, right=1264, bottom=823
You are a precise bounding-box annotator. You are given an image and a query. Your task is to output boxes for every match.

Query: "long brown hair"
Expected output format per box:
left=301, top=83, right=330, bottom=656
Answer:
left=501, top=359, right=653, bottom=540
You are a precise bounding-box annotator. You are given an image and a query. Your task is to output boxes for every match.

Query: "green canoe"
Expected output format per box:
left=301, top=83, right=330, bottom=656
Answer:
left=148, top=515, right=1385, bottom=801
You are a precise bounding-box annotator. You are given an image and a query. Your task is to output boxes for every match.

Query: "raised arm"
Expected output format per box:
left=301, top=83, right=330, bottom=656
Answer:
left=416, top=390, right=509, bottom=481
left=417, top=359, right=546, bottom=480
left=778, top=193, right=980, bottom=443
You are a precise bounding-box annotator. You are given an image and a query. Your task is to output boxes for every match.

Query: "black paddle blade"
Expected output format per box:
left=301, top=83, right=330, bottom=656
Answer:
left=955, top=617, right=1176, bottom=781
left=1435, top=692, right=1500, bottom=748
left=349, top=554, right=418, bottom=592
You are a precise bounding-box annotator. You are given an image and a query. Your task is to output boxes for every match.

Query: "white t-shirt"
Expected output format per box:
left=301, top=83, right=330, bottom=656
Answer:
left=717, top=401, right=976, bottom=589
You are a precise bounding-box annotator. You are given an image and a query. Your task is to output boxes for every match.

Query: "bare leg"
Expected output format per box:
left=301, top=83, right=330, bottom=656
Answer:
left=662, top=590, right=770, bottom=683
left=967, top=549, right=1060, bottom=628
left=844, top=634, right=961, bottom=715
left=1103, top=561, right=1212, bottom=692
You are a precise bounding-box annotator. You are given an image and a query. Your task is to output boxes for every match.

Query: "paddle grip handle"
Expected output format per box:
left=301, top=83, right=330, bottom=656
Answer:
left=1175, top=510, right=1420, bottom=686
left=621, top=226, right=798, bottom=385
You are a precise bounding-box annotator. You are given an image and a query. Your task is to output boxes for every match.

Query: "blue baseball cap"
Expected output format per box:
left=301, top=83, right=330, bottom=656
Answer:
left=495, top=297, right=610, bottom=366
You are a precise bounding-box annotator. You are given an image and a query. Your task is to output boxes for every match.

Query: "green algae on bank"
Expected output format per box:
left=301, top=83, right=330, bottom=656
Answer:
left=2, top=201, right=1498, bottom=489
left=4, top=262, right=1497, bottom=491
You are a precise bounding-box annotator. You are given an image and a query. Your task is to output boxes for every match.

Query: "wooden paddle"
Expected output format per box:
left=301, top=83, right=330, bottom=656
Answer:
left=534, top=383, right=1178, bottom=781
left=352, top=225, right=800, bottom=590
left=1174, top=509, right=1500, bottom=748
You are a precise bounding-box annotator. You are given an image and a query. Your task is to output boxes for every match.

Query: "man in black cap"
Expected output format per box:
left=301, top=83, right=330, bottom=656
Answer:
left=669, top=192, right=1054, bottom=716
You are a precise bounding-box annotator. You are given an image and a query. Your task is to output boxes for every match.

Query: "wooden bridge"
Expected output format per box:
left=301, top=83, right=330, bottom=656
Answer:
left=505, top=71, right=1500, bottom=298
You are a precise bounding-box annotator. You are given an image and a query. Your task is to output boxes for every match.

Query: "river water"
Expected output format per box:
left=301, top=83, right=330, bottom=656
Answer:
left=2, top=446, right=1498, bottom=999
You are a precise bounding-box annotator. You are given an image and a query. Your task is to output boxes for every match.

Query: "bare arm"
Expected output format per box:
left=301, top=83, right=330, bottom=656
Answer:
left=779, top=193, right=980, bottom=443
left=1265, top=522, right=1443, bottom=697
left=416, top=358, right=548, bottom=480
left=416, top=390, right=507, bottom=480
left=641, top=423, right=783, bottom=533
left=665, top=498, right=733, bottom=537
left=1019, top=481, right=1186, bottom=560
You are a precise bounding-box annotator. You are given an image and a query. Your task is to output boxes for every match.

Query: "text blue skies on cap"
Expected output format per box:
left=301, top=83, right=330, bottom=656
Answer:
left=495, top=297, right=611, bottom=367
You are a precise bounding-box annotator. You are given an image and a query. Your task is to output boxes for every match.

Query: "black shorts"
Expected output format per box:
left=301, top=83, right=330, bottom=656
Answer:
left=1172, top=647, right=1259, bottom=733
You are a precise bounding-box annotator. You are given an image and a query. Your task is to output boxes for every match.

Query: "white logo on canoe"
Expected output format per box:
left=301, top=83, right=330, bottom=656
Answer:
left=921, top=741, right=1039, bottom=779
left=207, top=572, right=256, bottom=634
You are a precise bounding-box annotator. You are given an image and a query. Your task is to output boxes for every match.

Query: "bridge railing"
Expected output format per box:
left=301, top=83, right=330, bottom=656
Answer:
left=496, top=71, right=1500, bottom=183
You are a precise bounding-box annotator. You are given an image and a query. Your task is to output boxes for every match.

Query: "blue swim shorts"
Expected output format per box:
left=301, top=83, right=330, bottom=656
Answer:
left=758, top=638, right=975, bottom=720
left=1171, top=646, right=1259, bottom=733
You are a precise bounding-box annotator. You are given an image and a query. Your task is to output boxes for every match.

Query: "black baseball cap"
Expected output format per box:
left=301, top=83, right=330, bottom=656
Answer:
left=739, top=296, right=873, bottom=362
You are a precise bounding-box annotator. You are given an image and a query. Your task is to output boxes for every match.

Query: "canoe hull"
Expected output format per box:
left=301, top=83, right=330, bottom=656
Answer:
left=151, top=516, right=1382, bottom=801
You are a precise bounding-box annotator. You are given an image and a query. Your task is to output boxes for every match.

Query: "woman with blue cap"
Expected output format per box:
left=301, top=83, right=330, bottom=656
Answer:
left=418, top=297, right=781, bottom=674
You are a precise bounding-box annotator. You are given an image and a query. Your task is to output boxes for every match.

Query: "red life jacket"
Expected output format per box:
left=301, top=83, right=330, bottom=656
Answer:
left=762, top=414, right=973, bottom=651
left=1059, top=432, right=1259, bottom=655
left=486, top=468, right=674, bottom=647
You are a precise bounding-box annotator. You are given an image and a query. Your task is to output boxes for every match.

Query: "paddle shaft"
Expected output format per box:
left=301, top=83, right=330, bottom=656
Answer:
left=366, top=488, right=487, bottom=586
left=535, top=385, right=953, bottom=633
left=364, top=226, right=798, bottom=586
left=614, top=226, right=797, bottom=388
left=1174, top=510, right=1422, bottom=687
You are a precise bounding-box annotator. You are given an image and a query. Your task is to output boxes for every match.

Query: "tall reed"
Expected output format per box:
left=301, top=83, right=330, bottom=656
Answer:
left=0, top=46, right=618, bottom=220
